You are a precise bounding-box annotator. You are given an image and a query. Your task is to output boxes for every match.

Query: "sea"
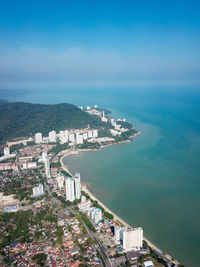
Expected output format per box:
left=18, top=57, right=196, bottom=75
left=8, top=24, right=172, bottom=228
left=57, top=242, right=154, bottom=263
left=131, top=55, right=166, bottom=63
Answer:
left=7, top=84, right=200, bottom=267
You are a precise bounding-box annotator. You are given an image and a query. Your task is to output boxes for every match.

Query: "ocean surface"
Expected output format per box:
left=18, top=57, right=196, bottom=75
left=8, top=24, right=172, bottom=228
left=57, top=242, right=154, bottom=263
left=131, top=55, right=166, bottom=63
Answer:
left=9, top=85, right=200, bottom=267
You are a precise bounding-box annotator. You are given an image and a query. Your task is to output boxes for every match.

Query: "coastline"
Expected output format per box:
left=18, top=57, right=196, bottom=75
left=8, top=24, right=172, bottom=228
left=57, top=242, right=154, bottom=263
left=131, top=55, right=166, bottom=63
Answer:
left=59, top=138, right=180, bottom=265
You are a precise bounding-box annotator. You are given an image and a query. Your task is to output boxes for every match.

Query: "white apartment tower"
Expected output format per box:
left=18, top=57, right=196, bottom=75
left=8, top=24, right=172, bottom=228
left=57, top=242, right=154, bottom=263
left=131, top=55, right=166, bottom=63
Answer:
left=35, top=133, right=43, bottom=144
left=90, top=208, right=102, bottom=223
left=3, top=147, right=10, bottom=157
left=114, top=225, right=123, bottom=243
left=75, top=133, right=83, bottom=144
left=44, top=156, right=51, bottom=178
left=122, top=227, right=143, bottom=251
left=49, top=130, right=57, bottom=143
left=93, top=130, right=98, bottom=138
left=69, top=133, right=75, bottom=142
left=74, top=173, right=81, bottom=199
left=65, top=177, right=75, bottom=202
left=56, top=174, right=65, bottom=189
left=33, top=183, right=44, bottom=197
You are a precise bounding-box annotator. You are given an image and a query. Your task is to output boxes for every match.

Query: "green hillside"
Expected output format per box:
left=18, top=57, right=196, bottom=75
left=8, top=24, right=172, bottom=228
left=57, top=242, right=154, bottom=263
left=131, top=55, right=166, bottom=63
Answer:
left=0, top=102, right=108, bottom=143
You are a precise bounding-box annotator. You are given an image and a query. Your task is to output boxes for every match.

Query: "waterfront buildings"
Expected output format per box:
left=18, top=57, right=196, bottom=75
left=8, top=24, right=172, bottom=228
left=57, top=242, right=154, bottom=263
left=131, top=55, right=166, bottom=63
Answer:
left=56, top=174, right=65, bottom=189
left=77, top=200, right=91, bottom=211
left=114, top=225, right=123, bottom=244
left=4, top=147, right=10, bottom=156
left=49, top=130, right=57, bottom=143
left=90, top=208, right=102, bottom=223
left=65, top=177, right=75, bottom=202
left=101, top=111, right=108, bottom=122
left=75, top=133, right=83, bottom=144
left=32, top=184, right=44, bottom=197
left=122, top=227, right=143, bottom=251
left=65, top=173, right=81, bottom=202
left=74, top=173, right=81, bottom=199
left=35, top=133, right=43, bottom=144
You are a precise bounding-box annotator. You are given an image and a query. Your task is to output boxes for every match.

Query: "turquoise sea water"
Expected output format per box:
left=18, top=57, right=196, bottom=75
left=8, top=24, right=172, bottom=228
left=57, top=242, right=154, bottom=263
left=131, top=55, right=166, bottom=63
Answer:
left=11, top=85, right=200, bottom=267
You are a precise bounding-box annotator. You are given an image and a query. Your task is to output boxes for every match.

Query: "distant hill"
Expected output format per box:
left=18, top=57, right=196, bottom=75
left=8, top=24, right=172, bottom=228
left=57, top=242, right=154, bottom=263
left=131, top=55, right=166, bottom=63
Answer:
left=0, top=102, right=107, bottom=144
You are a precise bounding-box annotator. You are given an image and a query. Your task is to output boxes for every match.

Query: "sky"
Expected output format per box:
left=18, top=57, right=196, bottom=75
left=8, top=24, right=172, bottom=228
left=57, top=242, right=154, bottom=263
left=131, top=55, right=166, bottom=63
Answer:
left=0, top=0, right=200, bottom=89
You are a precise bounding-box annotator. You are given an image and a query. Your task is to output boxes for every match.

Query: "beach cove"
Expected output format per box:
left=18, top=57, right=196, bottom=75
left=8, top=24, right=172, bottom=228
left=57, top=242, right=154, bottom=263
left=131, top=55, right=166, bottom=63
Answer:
left=61, top=145, right=179, bottom=265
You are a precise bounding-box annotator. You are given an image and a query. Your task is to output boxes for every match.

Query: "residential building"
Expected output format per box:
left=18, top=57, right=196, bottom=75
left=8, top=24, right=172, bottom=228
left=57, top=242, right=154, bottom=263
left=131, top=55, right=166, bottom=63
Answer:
left=65, top=177, right=75, bottom=202
left=77, top=200, right=91, bottom=212
left=49, top=130, right=57, bottom=143
left=4, top=147, right=10, bottom=156
left=114, top=225, right=123, bottom=243
left=122, top=227, right=143, bottom=251
left=93, top=130, right=98, bottom=138
left=44, top=156, right=51, bottom=178
left=33, top=184, right=44, bottom=197
left=35, top=133, right=43, bottom=144
left=69, top=133, right=75, bottom=142
left=56, top=174, right=65, bottom=189
left=74, top=173, right=81, bottom=199
left=90, top=208, right=102, bottom=223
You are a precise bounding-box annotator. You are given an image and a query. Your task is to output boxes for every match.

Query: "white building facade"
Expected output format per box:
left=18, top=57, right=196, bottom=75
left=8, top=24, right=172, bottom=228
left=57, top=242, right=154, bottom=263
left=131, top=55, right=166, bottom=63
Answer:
left=65, top=177, right=75, bottom=202
left=35, top=133, right=43, bottom=144
left=122, top=227, right=143, bottom=251
left=74, top=173, right=81, bottom=199
left=33, top=183, right=44, bottom=197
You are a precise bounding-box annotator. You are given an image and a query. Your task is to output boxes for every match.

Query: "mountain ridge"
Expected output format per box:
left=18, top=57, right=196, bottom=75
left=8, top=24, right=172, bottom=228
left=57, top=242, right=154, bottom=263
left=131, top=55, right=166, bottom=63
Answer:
left=0, top=102, right=107, bottom=144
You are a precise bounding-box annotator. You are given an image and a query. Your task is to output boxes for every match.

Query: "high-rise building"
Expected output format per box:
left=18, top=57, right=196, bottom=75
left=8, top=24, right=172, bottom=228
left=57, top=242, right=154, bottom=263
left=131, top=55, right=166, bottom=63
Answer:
left=93, top=130, right=98, bottom=138
left=35, top=133, right=43, bottom=144
left=82, top=132, right=88, bottom=140
left=49, top=130, right=57, bottom=143
left=56, top=174, right=65, bottom=189
left=33, top=183, right=44, bottom=197
left=122, top=227, right=143, bottom=251
left=59, top=130, right=68, bottom=144
left=74, top=173, right=81, bottom=199
left=44, top=156, right=51, bottom=178
left=69, top=133, right=75, bottom=142
left=75, top=133, right=83, bottom=144
left=88, top=131, right=93, bottom=138
left=101, top=110, right=108, bottom=122
left=3, top=147, right=10, bottom=157
left=90, top=208, right=102, bottom=223
left=65, top=177, right=75, bottom=202
left=114, top=225, right=123, bottom=243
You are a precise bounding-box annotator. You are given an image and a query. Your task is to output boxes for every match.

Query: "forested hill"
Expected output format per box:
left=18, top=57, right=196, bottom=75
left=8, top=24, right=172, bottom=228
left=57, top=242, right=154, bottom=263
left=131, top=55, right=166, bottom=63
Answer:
left=0, top=102, right=107, bottom=143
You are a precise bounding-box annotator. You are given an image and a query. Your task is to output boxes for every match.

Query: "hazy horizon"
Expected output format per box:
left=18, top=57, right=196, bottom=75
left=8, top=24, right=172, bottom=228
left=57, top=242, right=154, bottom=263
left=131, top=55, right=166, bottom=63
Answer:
left=0, top=0, right=200, bottom=89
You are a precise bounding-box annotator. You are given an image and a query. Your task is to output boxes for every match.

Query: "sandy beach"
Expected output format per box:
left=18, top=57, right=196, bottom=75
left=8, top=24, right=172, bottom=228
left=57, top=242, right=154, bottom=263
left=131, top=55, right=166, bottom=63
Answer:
left=60, top=145, right=179, bottom=265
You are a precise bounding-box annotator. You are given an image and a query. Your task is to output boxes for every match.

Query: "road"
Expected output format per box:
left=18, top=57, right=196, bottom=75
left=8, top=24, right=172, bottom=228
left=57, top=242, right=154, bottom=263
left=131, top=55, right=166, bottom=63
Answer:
left=45, top=180, right=112, bottom=267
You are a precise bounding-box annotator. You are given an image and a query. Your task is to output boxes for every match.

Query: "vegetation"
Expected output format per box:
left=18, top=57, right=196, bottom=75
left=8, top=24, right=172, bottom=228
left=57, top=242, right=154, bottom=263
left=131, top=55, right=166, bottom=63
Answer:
left=80, top=213, right=96, bottom=232
left=0, top=210, right=34, bottom=249
left=33, top=253, right=47, bottom=266
left=92, top=200, right=114, bottom=220
left=0, top=102, right=108, bottom=144
left=55, top=226, right=64, bottom=244
left=78, top=142, right=100, bottom=150
left=48, top=142, right=69, bottom=155
left=61, top=169, right=72, bottom=177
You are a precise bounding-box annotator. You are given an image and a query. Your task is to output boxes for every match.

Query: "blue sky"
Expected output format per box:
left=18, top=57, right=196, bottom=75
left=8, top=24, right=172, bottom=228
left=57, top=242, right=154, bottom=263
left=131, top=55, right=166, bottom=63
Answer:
left=0, top=0, right=200, bottom=88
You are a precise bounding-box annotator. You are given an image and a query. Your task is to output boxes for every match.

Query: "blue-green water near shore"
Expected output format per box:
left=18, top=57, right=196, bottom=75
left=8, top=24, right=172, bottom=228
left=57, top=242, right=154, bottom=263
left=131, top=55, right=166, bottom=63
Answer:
left=11, top=85, right=200, bottom=266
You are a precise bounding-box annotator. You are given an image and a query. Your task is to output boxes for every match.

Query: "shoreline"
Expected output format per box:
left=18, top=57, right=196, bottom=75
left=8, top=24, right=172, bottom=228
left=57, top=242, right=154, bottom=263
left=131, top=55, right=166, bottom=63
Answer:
left=59, top=139, right=180, bottom=265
